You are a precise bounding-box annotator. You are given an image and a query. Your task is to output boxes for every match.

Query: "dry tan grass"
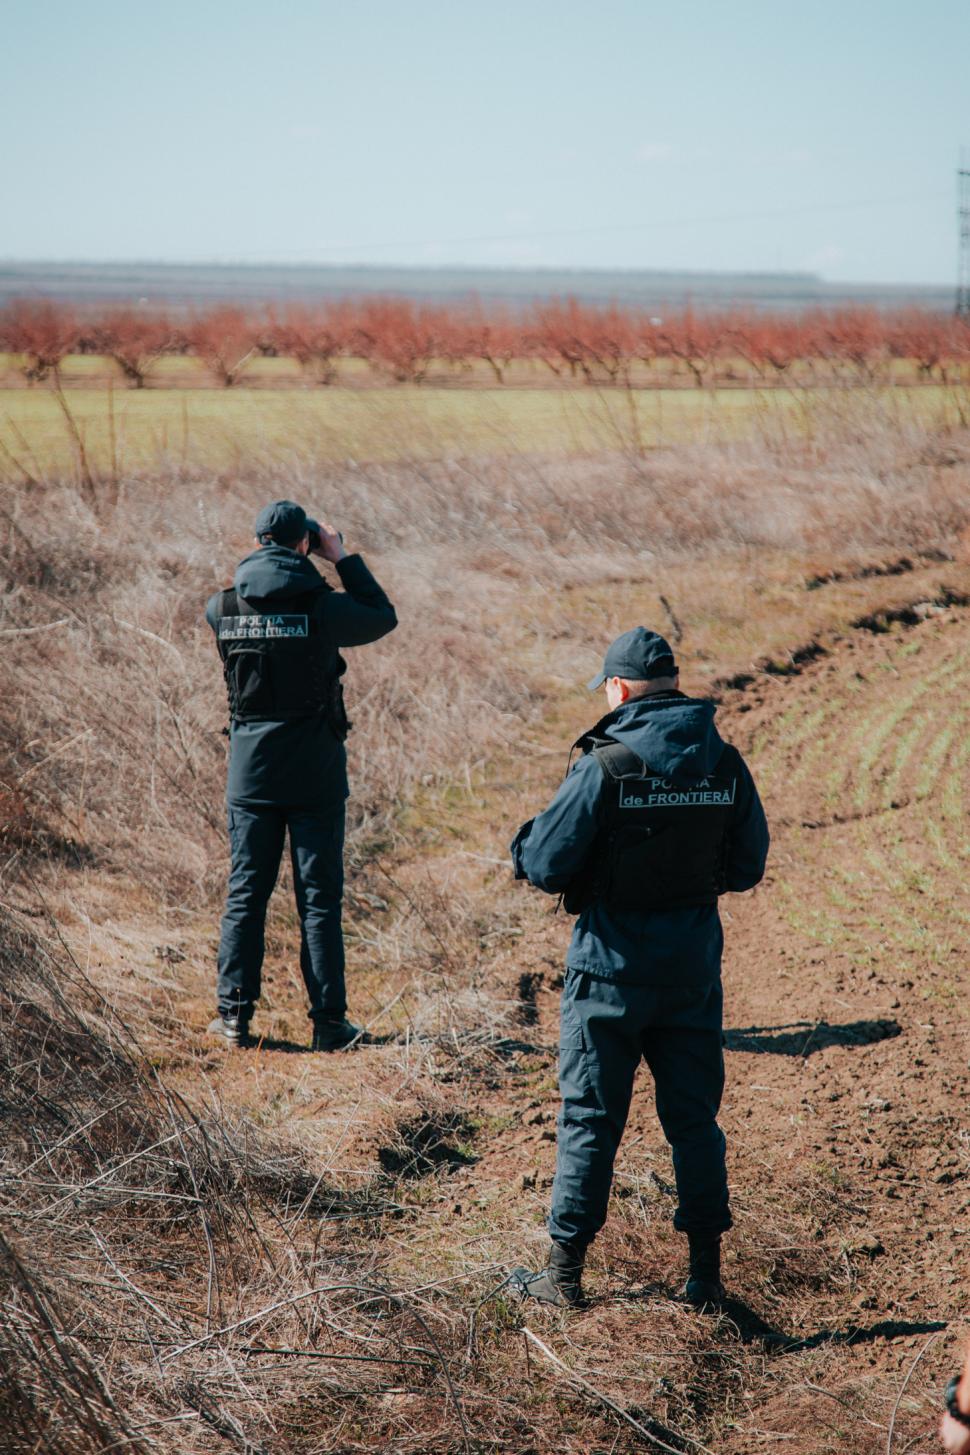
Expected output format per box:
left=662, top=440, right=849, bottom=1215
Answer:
left=2, top=386, right=968, bottom=899
left=2, top=390, right=970, bottom=1451
left=0, top=908, right=498, bottom=1454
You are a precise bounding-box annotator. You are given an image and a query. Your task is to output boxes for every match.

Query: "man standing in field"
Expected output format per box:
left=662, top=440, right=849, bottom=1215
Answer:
left=206, top=500, right=397, bottom=1051
left=511, top=628, right=768, bottom=1308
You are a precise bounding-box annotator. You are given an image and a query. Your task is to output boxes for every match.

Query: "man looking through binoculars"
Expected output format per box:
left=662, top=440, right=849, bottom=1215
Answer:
left=205, top=500, right=397, bottom=1051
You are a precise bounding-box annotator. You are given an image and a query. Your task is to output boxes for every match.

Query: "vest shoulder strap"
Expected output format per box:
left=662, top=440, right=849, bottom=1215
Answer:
left=590, top=740, right=733, bottom=785
left=590, top=741, right=647, bottom=781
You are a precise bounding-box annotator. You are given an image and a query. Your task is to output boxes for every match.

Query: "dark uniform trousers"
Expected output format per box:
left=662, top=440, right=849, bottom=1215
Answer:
left=549, top=970, right=731, bottom=1246
left=217, top=803, right=346, bottom=1021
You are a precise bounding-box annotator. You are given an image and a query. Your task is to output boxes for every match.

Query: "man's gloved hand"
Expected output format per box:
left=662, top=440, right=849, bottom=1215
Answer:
left=310, top=519, right=347, bottom=564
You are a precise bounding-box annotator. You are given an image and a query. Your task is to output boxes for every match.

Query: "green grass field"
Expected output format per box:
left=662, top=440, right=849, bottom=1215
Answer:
left=2, top=379, right=966, bottom=480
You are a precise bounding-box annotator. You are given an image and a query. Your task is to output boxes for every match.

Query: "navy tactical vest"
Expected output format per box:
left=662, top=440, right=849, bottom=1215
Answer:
left=214, top=587, right=350, bottom=739
left=562, top=738, right=739, bottom=914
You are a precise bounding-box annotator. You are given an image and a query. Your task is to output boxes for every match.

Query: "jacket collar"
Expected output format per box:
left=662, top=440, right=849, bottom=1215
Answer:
left=572, top=690, right=687, bottom=754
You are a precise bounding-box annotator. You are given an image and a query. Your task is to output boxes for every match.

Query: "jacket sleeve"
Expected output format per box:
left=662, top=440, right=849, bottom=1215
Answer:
left=204, top=591, right=223, bottom=634
left=318, top=554, right=398, bottom=648
left=510, top=754, right=604, bottom=894
left=724, top=752, right=769, bottom=892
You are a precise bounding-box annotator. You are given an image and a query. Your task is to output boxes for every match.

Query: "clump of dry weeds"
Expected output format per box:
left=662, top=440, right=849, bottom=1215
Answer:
left=0, top=906, right=498, bottom=1455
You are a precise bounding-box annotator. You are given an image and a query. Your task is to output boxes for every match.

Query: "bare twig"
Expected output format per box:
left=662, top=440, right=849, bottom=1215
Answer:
left=163, top=1282, right=472, bottom=1453
left=50, top=377, right=97, bottom=504
left=887, top=1329, right=945, bottom=1455
left=0, top=433, right=41, bottom=487
left=25, top=1131, right=184, bottom=1218
left=90, top=1230, right=184, bottom=1333
left=658, top=592, right=684, bottom=644
left=0, top=617, right=70, bottom=637
left=523, top=1326, right=715, bottom=1455
left=16, top=1102, right=126, bottom=1177
left=798, top=1380, right=888, bottom=1433
left=374, top=857, right=458, bottom=973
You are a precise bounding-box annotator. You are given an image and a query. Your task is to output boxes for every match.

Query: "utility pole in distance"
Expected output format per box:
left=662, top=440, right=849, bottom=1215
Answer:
left=958, top=151, right=970, bottom=317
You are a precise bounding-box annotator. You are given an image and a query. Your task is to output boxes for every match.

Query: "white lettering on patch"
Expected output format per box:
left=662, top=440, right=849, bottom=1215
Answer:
left=619, top=778, right=736, bottom=809
left=218, top=614, right=309, bottom=640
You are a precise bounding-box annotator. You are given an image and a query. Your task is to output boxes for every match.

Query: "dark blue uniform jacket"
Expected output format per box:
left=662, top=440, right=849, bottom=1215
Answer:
left=205, top=546, right=397, bottom=810
left=511, top=693, right=769, bottom=986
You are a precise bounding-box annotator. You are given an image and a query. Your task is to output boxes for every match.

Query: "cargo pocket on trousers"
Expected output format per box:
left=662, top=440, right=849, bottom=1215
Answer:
left=558, top=983, right=593, bottom=1104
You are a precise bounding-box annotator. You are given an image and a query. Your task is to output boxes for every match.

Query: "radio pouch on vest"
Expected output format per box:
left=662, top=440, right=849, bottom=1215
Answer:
left=562, top=740, right=737, bottom=915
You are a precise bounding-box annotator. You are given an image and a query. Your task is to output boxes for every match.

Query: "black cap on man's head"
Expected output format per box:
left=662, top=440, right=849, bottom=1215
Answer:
left=587, top=627, right=677, bottom=691
left=254, top=499, right=309, bottom=545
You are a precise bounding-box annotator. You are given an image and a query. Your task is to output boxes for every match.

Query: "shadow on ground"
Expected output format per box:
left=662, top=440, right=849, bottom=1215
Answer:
left=244, top=1031, right=397, bottom=1055
left=716, top=1296, right=946, bottom=1352
left=377, top=1109, right=479, bottom=1178
left=611, top=1287, right=945, bottom=1354
left=723, top=1019, right=901, bottom=1057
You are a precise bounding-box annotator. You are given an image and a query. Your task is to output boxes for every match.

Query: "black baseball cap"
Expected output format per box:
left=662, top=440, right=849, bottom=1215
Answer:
left=254, top=500, right=320, bottom=545
left=587, top=627, right=677, bottom=691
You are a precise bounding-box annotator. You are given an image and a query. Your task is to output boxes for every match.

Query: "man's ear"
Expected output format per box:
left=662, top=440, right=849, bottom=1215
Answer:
left=618, top=679, right=631, bottom=703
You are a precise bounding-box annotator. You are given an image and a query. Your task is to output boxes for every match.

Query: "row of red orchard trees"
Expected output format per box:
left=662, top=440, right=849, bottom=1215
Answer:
left=2, top=297, right=969, bottom=388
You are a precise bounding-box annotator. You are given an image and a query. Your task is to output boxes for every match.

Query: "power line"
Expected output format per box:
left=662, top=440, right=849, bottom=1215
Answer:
left=224, top=189, right=951, bottom=262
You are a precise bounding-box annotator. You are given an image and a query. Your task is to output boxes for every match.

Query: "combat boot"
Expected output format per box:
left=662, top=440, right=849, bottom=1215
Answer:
left=684, top=1233, right=725, bottom=1310
left=511, top=1239, right=587, bottom=1308
left=207, top=1013, right=252, bottom=1048
left=311, top=1015, right=363, bottom=1052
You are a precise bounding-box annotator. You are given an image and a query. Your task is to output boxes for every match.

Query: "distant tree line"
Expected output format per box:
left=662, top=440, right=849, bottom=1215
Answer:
left=1, top=297, right=968, bottom=389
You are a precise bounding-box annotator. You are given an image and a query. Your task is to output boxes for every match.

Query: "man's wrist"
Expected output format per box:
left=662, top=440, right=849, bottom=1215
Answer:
left=946, top=1376, right=970, bottom=1429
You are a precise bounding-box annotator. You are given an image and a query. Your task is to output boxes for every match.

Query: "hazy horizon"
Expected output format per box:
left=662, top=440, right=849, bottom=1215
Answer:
left=0, top=257, right=930, bottom=284
left=0, top=258, right=957, bottom=315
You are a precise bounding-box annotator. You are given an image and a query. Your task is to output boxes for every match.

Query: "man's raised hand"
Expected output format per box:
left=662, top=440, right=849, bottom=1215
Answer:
left=313, top=520, right=347, bottom=564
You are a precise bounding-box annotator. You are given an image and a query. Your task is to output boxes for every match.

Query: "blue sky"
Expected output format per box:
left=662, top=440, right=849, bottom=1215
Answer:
left=2, top=0, right=968, bottom=282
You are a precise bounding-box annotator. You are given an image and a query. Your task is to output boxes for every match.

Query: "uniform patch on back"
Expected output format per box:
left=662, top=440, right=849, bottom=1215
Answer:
left=218, top=614, right=309, bottom=640
left=619, top=776, right=736, bottom=808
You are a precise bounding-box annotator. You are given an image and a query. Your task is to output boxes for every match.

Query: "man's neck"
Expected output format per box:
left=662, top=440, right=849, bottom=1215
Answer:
left=626, top=684, right=682, bottom=703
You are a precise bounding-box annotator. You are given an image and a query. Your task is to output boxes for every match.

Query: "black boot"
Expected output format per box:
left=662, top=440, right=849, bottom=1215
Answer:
left=511, top=1239, right=587, bottom=1308
left=684, top=1233, right=725, bottom=1310
left=311, top=1015, right=363, bottom=1052
left=207, top=1013, right=252, bottom=1048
